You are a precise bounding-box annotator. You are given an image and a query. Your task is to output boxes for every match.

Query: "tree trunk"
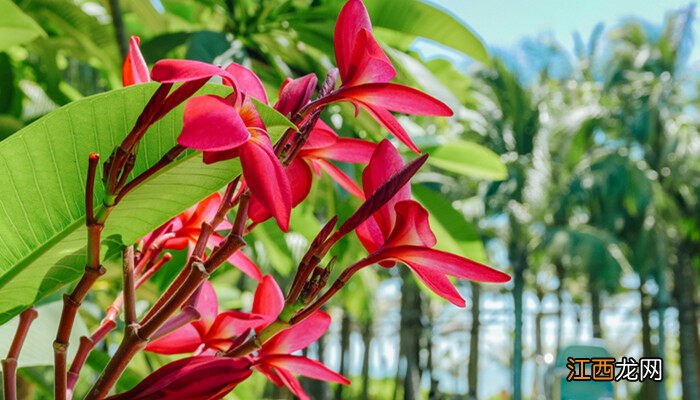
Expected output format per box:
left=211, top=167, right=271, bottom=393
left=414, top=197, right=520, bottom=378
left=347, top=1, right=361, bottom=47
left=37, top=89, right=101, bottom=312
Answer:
left=674, top=241, right=700, bottom=400
left=467, top=283, right=481, bottom=400
left=400, top=270, right=423, bottom=400
left=512, top=263, right=525, bottom=400
left=335, top=311, right=352, bottom=400
left=361, top=320, right=372, bottom=400
left=555, top=262, right=565, bottom=353
left=639, top=282, right=659, bottom=400
left=589, top=279, right=603, bottom=339
left=532, top=289, right=544, bottom=400
left=426, top=304, right=439, bottom=400
left=305, top=333, right=329, bottom=400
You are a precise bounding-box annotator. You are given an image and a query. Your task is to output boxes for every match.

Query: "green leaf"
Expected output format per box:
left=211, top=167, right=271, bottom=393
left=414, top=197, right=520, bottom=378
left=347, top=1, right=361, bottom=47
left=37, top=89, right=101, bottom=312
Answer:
left=427, top=141, right=507, bottom=180
left=0, top=83, right=292, bottom=324
left=364, top=0, right=488, bottom=63
left=0, top=301, right=88, bottom=367
left=413, top=184, right=487, bottom=263
left=0, top=0, right=46, bottom=50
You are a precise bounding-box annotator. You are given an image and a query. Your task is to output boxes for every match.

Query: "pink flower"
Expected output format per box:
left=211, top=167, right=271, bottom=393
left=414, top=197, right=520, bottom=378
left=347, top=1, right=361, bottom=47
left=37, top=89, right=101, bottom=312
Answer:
left=177, top=92, right=292, bottom=231
left=248, top=121, right=376, bottom=223
left=313, top=0, right=453, bottom=153
left=106, top=356, right=252, bottom=400
left=356, top=140, right=510, bottom=306
left=122, top=36, right=149, bottom=86
left=253, top=312, right=350, bottom=400
left=143, top=193, right=262, bottom=281
left=145, top=280, right=271, bottom=355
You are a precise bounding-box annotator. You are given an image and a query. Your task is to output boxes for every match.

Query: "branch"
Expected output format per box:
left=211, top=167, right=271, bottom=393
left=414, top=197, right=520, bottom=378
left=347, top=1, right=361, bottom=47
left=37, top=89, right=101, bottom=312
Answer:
left=2, top=307, right=38, bottom=400
left=55, top=154, right=108, bottom=400
left=122, top=246, right=137, bottom=326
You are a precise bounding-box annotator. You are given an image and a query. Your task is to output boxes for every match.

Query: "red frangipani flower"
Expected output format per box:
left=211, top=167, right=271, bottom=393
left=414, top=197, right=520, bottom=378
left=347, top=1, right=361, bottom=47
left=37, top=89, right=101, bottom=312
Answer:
left=122, top=36, right=149, bottom=86
left=150, top=59, right=293, bottom=231
left=313, top=0, right=453, bottom=153
left=253, top=312, right=350, bottom=400
left=106, top=356, right=252, bottom=400
left=355, top=140, right=510, bottom=306
left=142, top=193, right=262, bottom=281
left=145, top=279, right=270, bottom=355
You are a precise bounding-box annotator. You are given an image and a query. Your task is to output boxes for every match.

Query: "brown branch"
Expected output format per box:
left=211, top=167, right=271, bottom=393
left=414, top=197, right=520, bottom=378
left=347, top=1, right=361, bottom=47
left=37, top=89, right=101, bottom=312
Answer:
left=86, top=191, right=251, bottom=399
left=122, top=246, right=137, bottom=326
left=115, top=145, right=186, bottom=204
left=55, top=154, right=109, bottom=400
left=2, top=307, right=38, bottom=400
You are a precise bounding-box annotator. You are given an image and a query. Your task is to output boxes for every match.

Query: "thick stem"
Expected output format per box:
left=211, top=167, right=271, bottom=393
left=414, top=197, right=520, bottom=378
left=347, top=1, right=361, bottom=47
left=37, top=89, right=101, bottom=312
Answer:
left=122, top=246, right=137, bottom=326
left=86, top=195, right=249, bottom=399
left=55, top=154, right=111, bottom=400
left=2, top=307, right=38, bottom=400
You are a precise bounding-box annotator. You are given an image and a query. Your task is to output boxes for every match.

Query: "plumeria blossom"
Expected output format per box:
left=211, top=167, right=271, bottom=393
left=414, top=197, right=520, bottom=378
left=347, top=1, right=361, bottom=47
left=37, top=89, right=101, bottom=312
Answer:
left=142, top=193, right=262, bottom=281
left=122, top=36, right=149, bottom=86
left=312, top=0, right=453, bottom=153
left=145, top=275, right=347, bottom=400
left=247, top=74, right=377, bottom=223
left=151, top=59, right=293, bottom=231
left=106, top=356, right=252, bottom=400
left=355, top=140, right=510, bottom=306
left=145, top=280, right=270, bottom=354
left=252, top=311, right=350, bottom=400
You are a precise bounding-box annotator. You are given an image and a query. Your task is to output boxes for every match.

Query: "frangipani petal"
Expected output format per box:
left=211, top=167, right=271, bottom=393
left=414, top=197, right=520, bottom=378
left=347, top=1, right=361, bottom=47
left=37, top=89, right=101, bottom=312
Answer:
left=252, top=275, right=285, bottom=321
left=384, top=200, right=436, bottom=248
left=178, top=95, right=250, bottom=152
left=192, top=280, right=219, bottom=328
left=314, top=158, right=365, bottom=198
left=275, top=74, right=318, bottom=117
left=226, top=250, right=263, bottom=282
left=207, top=310, right=268, bottom=346
left=303, top=121, right=338, bottom=150
left=409, top=266, right=466, bottom=307
left=224, top=63, right=268, bottom=104
left=144, top=323, right=203, bottom=355
left=248, top=158, right=313, bottom=224
left=106, top=356, right=252, bottom=400
left=362, top=140, right=411, bottom=236
left=345, top=28, right=395, bottom=86
left=307, top=136, right=376, bottom=164
left=359, top=101, right=420, bottom=153
left=379, top=246, right=511, bottom=283
left=261, top=355, right=350, bottom=385
left=334, top=0, right=372, bottom=81
left=274, top=367, right=310, bottom=400
left=151, top=59, right=234, bottom=85
left=262, top=311, right=330, bottom=355
left=240, top=139, right=292, bottom=231
left=338, top=83, right=453, bottom=116
left=122, top=36, right=149, bottom=86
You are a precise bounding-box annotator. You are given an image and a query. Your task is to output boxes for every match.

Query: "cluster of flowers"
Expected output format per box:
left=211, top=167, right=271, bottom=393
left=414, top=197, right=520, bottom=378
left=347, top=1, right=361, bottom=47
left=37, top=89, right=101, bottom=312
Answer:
left=87, top=1, right=510, bottom=398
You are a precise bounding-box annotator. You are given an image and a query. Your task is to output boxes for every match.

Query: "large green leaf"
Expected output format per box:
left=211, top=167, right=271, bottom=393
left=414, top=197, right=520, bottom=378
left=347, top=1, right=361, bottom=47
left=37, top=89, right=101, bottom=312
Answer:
left=364, top=0, right=488, bottom=63
left=0, top=83, right=293, bottom=324
left=413, top=184, right=487, bottom=263
left=427, top=140, right=507, bottom=180
left=0, top=301, right=88, bottom=367
left=0, top=0, right=46, bottom=50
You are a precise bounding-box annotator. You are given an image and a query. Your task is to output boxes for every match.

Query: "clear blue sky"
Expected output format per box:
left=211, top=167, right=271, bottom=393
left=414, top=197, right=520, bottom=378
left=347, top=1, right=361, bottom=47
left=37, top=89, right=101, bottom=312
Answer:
left=416, top=0, right=699, bottom=64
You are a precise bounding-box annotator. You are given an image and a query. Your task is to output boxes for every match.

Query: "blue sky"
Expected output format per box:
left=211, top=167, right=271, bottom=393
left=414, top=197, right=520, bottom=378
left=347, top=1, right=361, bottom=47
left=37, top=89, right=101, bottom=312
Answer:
left=416, top=0, right=699, bottom=64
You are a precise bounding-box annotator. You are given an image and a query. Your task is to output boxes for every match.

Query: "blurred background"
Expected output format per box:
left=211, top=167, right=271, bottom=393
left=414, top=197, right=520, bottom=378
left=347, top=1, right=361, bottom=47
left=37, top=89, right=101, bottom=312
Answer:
left=0, top=0, right=699, bottom=399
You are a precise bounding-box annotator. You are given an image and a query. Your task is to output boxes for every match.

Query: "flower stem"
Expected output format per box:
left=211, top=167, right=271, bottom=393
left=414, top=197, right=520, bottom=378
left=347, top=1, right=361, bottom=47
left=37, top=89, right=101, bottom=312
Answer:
left=2, top=307, right=38, bottom=400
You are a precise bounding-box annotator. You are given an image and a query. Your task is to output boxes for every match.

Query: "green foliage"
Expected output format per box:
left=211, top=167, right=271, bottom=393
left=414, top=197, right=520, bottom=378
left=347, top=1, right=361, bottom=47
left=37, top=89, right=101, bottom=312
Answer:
left=364, top=0, right=488, bottom=63
left=426, top=140, right=507, bottom=181
left=0, top=0, right=45, bottom=50
left=0, top=83, right=293, bottom=324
